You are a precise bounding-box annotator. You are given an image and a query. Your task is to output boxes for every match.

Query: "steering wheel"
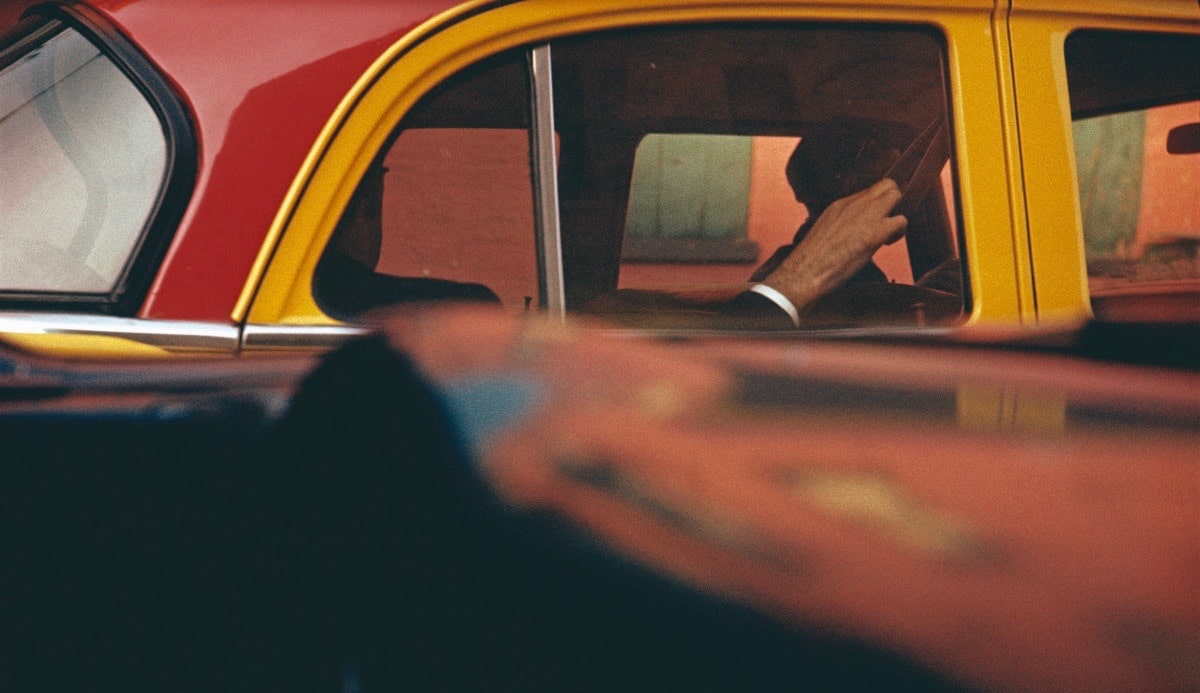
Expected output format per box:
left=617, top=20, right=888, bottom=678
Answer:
left=799, top=281, right=962, bottom=329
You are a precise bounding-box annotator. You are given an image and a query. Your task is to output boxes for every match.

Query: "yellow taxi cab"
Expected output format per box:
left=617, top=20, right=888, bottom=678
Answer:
left=1, top=0, right=1197, bottom=356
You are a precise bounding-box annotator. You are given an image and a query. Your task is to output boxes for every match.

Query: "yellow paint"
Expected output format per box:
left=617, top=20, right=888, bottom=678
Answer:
left=956, top=384, right=1066, bottom=433
left=1006, top=1, right=1200, bottom=324
left=1, top=333, right=172, bottom=359
left=951, top=0, right=1024, bottom=323
left=1011, top=0, right=1199, bottom=21
left=986, top=0, right=1036, bottom=324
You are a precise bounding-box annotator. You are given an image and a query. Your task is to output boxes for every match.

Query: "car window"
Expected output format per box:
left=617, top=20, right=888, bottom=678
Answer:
left=1064, top=30, right=1200, bottom=320
left=551, top=24, right=963, bottom=329
left=619, top=132, right=958, bottom=288
left=319, top=23, right=964, bottom=329
left=313, top=50, right=537, bottom=319
left=0, top=23, right=167, bottom=297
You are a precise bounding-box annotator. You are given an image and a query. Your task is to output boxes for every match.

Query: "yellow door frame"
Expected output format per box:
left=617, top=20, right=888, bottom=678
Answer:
left=1006, top=0, right=1200, bottom=325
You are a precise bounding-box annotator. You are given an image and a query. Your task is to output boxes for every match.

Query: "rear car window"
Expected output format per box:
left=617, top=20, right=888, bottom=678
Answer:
left=0, top=22, right=168, bottom=298
left=313, top=51, right=536, bottom=319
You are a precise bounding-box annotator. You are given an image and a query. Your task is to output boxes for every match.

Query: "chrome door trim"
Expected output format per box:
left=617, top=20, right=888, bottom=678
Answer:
left=530, top=44, right=566, bottom=320
left=241, top=323, right=370, bottom=351
left=0, top=313, right=240, bottom=351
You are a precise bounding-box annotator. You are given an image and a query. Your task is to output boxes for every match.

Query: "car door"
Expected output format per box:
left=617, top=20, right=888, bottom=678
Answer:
left=242, top=0, right=1022, bottom=351
left=1006, top=0, right=1200, bottom=325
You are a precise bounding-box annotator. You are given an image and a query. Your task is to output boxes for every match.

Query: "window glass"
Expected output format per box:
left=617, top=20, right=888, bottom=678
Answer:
left=551, top=24, right=963, bottom=329
left=314, top=51, right=536, bottom=319
left=1065, top=31, right=1200, bottom=320
left=0, top=24, right=167, bottom=295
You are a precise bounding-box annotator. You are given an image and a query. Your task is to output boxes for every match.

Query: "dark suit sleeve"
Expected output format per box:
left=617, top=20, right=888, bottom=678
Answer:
left=725, top=290, right=798, bottom=330
left=315, top=252, right=500, bottom=319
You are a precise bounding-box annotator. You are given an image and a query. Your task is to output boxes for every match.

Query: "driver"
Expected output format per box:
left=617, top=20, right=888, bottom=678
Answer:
left=754, top=118, right=910, bottom=284
left=732, top=178, right=908, bottom=327
left=733, top=119, right=960, bottom=328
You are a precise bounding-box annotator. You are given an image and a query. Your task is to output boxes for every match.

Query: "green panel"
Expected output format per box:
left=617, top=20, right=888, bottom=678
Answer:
left=1073, top=111, right=1146, bottom=256
left=625, top=135, right=664, bottom=239
left=626, top=134, right=751, bottom=241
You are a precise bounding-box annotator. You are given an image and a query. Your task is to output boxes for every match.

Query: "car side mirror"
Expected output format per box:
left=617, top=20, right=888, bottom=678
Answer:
left=1166, top=122, right=1200, bottom=155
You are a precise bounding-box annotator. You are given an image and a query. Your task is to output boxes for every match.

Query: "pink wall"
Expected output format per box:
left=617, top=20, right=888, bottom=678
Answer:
left=1136, top=102, right=1200, bottom=254
left=376, top=129, right=539, bottom=311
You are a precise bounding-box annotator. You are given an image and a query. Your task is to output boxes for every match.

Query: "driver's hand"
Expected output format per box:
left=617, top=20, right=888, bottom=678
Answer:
left=759, top=178, right=906, bottom=312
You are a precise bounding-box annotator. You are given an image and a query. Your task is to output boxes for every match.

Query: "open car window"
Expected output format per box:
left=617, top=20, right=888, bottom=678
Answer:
left=313, top=50, right=537, bottom=320
left=1065, top=30, right=1200, bottom=323
left=552, top=24, right=963, bottom=329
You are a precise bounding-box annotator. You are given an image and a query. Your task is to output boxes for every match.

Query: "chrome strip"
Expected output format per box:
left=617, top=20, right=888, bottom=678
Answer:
left=530, top=44, right=566, bottom=321
left=241, top=323, right=371, bottom=351
left=0, top=313, right=240, bottom=351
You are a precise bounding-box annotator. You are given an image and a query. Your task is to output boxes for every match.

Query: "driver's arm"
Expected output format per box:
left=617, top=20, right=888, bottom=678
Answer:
left=742, top=178, right=907, bottom=326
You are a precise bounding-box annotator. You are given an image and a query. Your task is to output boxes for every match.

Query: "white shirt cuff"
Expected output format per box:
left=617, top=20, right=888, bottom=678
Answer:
left=748, top=284, right=800, bottom=328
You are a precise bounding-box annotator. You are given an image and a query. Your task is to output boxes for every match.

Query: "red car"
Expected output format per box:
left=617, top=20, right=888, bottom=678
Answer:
left=2, top=0, right=433, bottom=354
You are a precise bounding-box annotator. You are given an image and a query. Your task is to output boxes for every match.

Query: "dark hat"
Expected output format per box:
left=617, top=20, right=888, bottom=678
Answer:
left=785, top=118, right=915, bottom=207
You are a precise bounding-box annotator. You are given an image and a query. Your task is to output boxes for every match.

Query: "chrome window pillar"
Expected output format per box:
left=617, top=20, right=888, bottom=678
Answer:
left=529, top=44, right=566, bottom=321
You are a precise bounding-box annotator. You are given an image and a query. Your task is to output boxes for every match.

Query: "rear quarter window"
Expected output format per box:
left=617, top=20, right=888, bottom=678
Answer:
left=1, top=25, right=164, bottom=293
left=1065, top=30, right=1200, bottom=322
left=0, top=14, right=190, bottom=313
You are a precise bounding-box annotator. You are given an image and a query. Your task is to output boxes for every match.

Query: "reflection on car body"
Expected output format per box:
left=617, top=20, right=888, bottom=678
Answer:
left=1, top=305, right=1197, bottom=690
